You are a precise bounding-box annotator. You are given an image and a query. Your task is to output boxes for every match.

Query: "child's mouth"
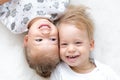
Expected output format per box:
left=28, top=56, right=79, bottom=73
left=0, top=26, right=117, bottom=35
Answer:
left=67, top=55, right=79, bottom=59
left=39, top=24, right=51, bottom=30
left=66, top=55, right=79, bottom=62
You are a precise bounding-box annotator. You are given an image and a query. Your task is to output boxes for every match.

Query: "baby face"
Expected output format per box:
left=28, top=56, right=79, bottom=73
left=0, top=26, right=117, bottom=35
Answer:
left=58, top=23, right=94, bottom=70
left=24, top=18, right=59, bottom=77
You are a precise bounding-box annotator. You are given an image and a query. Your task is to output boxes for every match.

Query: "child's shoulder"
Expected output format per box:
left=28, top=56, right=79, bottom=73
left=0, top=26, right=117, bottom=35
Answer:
left=53, top=61, right=70, bottom=73
left=95, top=60, right=111, bottom=69
left=95, top=60, right=112, bottom=70
left=94, top=60, right=118, bottom=74
left=95, top=60, right=120, bottom=79
left=56, top=61, right=68, bottom=69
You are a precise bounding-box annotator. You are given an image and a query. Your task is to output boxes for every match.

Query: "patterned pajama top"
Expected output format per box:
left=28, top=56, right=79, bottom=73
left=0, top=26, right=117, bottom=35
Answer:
left=0, top=0, right=69, bottom=33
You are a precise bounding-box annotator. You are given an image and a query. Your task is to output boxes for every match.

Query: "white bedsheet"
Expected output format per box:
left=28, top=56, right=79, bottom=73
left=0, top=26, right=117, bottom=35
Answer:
left=0, top=22, right=49, bottom=80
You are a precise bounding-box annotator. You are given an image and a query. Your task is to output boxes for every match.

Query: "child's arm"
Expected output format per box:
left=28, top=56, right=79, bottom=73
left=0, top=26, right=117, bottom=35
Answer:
left=0, top=0, right=9, bottom=5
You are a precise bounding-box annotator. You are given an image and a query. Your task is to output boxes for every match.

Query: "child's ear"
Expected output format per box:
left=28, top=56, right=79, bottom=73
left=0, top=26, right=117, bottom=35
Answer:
left=90, top=39, right=94, bottom=51
left=24, top=35, right=28, bottom=47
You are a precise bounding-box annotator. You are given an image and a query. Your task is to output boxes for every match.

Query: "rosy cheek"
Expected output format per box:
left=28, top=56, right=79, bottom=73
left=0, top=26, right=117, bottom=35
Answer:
left=60, top=49, right=65, bottom=55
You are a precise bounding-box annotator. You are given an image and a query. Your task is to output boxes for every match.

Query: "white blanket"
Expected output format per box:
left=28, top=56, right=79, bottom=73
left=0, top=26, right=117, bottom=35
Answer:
left=0, top=22, right=49, bottom=80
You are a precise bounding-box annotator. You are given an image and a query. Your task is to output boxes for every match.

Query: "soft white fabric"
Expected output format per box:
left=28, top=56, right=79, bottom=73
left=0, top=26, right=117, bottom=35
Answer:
left=50, top=60, right=120, bottom=80
left=0, top=0, right=69, bottom=34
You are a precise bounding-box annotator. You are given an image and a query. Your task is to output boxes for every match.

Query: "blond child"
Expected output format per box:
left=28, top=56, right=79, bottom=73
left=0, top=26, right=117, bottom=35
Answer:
left=50, top=5, right=120, bottom=80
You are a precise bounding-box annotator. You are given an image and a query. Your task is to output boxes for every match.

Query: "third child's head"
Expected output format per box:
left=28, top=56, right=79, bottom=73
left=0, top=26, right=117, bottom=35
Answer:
left=56, top=5, right=95, bottom=72
left=24, top=17, right=59, bottom=77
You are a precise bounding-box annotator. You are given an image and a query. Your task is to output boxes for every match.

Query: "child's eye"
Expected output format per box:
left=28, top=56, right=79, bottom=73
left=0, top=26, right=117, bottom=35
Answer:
left=50, top=38, right=56, bottom=41
left=75, top=42, right=82, bottom=44
left=60, top=43, right=68, bottom=48
left=35, top=39, right=42, bottom=42
left=60, top=43, right=68, bottom=45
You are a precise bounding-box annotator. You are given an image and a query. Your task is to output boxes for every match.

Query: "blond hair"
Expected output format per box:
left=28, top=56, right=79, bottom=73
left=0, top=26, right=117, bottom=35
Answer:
left=24, top=47, right=59, bottom=78
left=56, top=5, right=94, bottom=40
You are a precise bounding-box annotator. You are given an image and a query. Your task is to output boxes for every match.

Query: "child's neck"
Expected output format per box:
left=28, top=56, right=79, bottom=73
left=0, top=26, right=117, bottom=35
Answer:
left=71, top=61, right=96, bottom=74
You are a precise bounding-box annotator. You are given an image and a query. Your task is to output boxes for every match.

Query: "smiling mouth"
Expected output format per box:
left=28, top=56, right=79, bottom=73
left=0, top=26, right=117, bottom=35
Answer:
left=39, top=24, right=51, bottom=30
left=66, top=55, right=80, bottom=63
left=66, top=55, right=79, bottom=59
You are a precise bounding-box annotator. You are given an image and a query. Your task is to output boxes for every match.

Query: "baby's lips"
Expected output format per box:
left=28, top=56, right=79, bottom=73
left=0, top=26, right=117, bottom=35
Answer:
left=40, top=26, right=50, bottom=30
left=39, top=24, right=51, bottom=29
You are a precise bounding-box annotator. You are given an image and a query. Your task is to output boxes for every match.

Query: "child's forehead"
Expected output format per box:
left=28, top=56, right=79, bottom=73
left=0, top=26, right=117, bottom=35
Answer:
left=59, top=22, right=87, bottom=30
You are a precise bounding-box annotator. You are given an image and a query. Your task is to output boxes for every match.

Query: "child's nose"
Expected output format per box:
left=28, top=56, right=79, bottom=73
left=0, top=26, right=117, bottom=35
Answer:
left=41, top=29, right=50, bottom=36
left=67, top=44, right=76, bottom=53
